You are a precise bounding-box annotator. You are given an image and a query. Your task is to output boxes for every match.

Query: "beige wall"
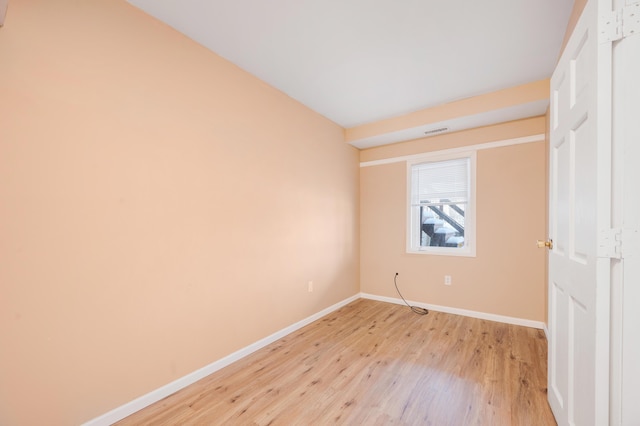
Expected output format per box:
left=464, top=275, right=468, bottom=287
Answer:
left=360, top=118, right=547, bottom=321
left=0, top=1, right=359, bottom=425
left=560, top=0, right=588, bottom=56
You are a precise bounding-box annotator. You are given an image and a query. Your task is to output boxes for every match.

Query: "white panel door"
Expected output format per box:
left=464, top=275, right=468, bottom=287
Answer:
left=548, top=0, right=613, bottom=425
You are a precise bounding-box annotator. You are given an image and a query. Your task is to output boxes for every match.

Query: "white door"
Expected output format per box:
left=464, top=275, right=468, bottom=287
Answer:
left=547, top=0, right=613, bottom=425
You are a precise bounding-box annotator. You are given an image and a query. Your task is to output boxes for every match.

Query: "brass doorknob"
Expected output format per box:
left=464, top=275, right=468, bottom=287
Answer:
left=537, top=239, right=553, bottom=249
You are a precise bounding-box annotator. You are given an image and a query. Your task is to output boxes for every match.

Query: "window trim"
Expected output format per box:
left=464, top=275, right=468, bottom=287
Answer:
left=406, top=150, right=477, bottom=257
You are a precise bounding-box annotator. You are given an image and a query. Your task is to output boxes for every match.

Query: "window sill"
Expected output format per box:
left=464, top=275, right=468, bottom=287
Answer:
left=407, top=247, right=476, bottom=257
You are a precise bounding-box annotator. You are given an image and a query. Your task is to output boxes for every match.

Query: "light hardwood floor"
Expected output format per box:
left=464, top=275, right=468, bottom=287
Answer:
left=116, top=299, right=556, bottom=425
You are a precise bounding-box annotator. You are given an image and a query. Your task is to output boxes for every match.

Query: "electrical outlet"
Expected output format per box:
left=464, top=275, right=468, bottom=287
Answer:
left=308, top=281, right=313, bottom=292
left=444, top=275, right=452, bottom=286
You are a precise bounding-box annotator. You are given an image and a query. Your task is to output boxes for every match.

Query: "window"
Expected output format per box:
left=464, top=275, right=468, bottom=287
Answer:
left=407, top=152, right=476, bottom=256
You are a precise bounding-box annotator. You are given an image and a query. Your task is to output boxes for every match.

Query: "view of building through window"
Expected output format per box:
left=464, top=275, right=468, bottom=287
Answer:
left=408, top=155, right=474, bottom=255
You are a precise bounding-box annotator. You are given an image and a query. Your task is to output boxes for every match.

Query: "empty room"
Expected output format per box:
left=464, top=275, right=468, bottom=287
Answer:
left=2, top=0, right=638, bottom=425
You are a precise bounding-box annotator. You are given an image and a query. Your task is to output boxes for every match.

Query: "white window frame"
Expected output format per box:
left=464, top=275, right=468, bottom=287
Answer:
left=406, top=150, right=476, bottom=257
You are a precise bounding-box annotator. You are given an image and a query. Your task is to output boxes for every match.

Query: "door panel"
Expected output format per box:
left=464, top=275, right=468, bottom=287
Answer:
left=547, top=0, right=612, bottom=425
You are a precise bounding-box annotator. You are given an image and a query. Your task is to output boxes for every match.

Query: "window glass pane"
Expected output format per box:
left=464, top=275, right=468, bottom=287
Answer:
left=410, top=157, right=470, bottom=251
left=417, top=202, right=466, bottom=248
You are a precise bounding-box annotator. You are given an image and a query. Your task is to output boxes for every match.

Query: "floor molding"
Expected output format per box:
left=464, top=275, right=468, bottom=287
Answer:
left=543, top=323, right=550, bottom=341
left=84, top=292, right=544, bottom=424
left=360, top=293, right=546, bottom=330
left=82, top=293, right=360, bottom=426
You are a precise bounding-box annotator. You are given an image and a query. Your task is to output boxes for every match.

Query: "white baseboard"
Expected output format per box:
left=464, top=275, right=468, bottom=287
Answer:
left=359, top=293, right=546, bottom=330
left=82, top=293, right=360, bottom=426
left=83, top=292, right=544, bottom=425
left=543, top=323, right=550, bottom=340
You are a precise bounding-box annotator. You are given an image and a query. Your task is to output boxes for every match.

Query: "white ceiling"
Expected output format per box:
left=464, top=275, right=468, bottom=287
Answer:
left=127, top=0, right=573, bottom=136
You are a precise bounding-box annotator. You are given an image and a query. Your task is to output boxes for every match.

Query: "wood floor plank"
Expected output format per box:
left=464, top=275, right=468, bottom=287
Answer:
left=115, top=299, right=557, bottom=425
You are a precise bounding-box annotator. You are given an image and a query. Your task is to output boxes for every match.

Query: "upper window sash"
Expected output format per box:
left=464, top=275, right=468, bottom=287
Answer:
left=406, top=151, right=476, bottom=257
